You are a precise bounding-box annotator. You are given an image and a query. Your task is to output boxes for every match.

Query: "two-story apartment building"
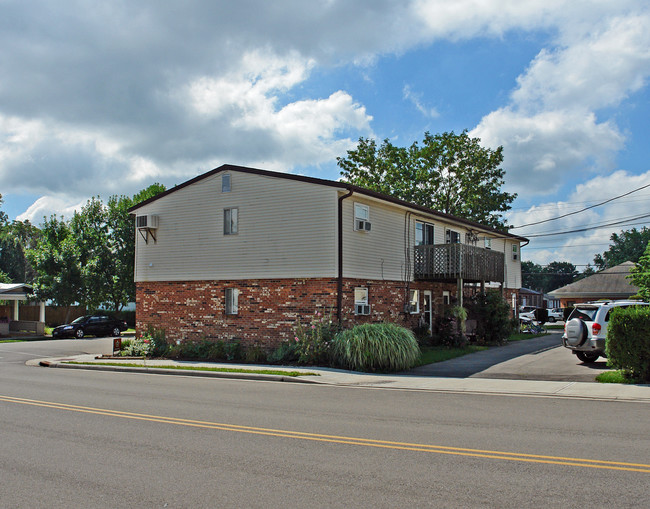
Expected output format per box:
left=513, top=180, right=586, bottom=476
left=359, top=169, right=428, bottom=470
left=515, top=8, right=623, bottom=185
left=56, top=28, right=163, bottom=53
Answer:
left=130, top=164, right=526, bottom=345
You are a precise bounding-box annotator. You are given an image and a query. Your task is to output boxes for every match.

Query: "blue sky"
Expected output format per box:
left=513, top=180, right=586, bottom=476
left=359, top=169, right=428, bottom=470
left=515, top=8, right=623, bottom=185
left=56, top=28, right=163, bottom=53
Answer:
left=1, top=1, right=649, bottom=269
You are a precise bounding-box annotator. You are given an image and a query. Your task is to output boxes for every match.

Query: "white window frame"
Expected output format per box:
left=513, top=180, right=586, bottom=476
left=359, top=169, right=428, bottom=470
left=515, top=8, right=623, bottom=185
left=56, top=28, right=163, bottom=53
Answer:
left=408, top=289, right=420, bottom=314
left=225, top=288, right=239, bottom=315
left=354, top=203, right=371, bottom=232
left=415, top=221, right=434, bottom=246
left=222, top=173, right=231, bottom=193
left=512, top=244, right=518, bottom=261
left=224, top=207, right=238, bottom=235
left=354, top=287, right=370, bottom=315
left=484, top=238, right=492, bottom=250
left=443, top=290, right=451, bottom=306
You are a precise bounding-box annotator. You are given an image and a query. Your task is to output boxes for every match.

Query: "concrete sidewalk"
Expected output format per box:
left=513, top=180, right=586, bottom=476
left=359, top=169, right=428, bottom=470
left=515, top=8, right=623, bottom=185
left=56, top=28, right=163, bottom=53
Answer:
left=32, top=354, right=650, bottom=403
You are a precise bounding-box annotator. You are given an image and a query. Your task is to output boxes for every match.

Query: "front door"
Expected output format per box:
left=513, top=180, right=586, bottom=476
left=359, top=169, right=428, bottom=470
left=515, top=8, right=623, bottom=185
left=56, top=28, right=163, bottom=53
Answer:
left=423, top=291, right=433, bottom=333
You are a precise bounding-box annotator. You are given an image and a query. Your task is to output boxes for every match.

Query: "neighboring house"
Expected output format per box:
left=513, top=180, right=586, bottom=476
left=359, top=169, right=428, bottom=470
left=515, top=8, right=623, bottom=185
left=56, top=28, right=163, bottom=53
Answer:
left=518, top=288, right=560, bottom=310
left=548, top=261, right=639, bottom=307
left=0, top=283, right=46, bottom=335
left=130, top=164, right=527, bottom=345
left=519, top=288, right=544, bottom=308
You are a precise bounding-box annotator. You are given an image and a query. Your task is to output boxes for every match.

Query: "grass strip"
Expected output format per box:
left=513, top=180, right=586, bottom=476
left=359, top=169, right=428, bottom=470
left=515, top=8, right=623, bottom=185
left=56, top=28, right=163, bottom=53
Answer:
left=595, top=371, right=633, bottom=384
left=62, top=361, right=318, bottom=377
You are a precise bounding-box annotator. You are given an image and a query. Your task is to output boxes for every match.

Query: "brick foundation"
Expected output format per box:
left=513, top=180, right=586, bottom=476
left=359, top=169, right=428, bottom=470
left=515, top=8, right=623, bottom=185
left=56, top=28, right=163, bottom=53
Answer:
left=136, top=278, right=515, bottom=346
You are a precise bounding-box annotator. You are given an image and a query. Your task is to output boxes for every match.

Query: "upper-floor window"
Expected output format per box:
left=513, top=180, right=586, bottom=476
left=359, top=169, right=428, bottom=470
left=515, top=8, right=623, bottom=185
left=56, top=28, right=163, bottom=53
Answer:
left=512, top=244, right=518, bottom=260
left=224, top=207, right=238, bottom=235
left=354, top=203, right=371, bottom=232
left=222, top=174, right=231, bottom=192
left=446, top=229, right=461, bottom=244
left=415, top=221, right=434, bottom=246
left=484, top=238, right=492, bottom=250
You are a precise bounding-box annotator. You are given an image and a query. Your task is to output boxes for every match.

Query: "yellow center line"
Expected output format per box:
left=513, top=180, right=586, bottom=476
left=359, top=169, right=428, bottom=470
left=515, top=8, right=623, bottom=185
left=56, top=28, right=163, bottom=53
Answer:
left=2, top=394, right=649, bottom=473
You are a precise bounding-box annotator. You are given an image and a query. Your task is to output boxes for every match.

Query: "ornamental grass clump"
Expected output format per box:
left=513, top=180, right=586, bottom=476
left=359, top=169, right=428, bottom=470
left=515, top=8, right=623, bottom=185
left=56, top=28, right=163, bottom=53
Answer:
left=332, top=323, right=421, bottom=372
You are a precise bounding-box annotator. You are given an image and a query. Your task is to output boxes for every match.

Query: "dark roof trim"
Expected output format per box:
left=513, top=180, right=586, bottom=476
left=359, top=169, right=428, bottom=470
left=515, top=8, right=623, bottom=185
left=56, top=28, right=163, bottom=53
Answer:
left=129, top=164, right=527, bottom=242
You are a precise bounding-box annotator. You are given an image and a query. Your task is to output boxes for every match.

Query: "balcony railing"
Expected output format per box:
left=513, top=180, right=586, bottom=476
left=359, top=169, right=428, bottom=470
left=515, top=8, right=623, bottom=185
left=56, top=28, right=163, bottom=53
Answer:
left=413, top=243, right=505, bottom=283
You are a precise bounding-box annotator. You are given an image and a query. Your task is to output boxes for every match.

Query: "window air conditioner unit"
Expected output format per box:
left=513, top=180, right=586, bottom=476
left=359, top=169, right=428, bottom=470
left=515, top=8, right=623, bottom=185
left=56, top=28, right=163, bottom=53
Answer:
left=355, top=304, right=370, bottom=315
left=137, top=214, right=159, bottom=229
left=355, top=219, right=372, bottom=232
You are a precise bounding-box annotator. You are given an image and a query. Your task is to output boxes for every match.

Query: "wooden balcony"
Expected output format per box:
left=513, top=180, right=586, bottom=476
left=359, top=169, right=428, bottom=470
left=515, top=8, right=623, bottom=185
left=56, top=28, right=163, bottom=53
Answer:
left=413, top=244, right=505, bottom=283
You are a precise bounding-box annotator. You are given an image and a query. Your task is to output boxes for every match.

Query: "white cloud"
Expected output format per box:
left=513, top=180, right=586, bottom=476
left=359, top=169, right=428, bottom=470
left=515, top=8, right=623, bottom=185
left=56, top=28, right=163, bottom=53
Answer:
left=16, top=195, right=87, bottom=223
left=403, top=85, right=439, bottom=118
left=512, top=14, right=650, bottom=112
left=473, top=109, right=624, bottom=194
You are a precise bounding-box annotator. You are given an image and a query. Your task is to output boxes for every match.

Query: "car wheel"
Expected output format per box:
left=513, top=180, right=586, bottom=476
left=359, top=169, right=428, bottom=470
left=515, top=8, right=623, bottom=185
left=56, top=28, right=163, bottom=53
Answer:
left=565, top=318, right=587, bottom=347
left=548, top=316, right=556, bottom=323
left=576, top=351, right=600, bottom=363
left=75, top=328, right=85, bottom=339
left=111, top=327, right=121, bottom=337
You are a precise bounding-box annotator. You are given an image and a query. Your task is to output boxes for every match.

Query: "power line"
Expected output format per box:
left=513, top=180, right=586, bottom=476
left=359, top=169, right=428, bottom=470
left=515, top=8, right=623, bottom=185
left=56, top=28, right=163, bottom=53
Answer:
left=523, top=242, right=611, bottom=250
left=509, top=193, right=650, bottom=211
left=510, top=183, right=650, bottom=229
left=523, top=214, right=650, bottom=238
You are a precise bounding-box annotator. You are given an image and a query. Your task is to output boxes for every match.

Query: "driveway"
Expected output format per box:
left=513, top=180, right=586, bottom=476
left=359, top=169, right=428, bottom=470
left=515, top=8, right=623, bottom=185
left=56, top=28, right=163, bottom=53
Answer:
left=407, top=332, right=613, bottom=382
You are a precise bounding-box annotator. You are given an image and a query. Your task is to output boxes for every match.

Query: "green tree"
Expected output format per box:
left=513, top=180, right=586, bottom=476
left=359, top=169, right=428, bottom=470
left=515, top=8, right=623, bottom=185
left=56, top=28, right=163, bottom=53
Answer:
left=543, top=261, right=578, bottom=292
left=521, top=260, right=577, bottom=293
left=629, top=241, right=650, bottom=302
left=594, top=227, right=650, bottom=270
left=0, top=220, right=40, bottom=283
left=338, top=131, right=517, bottom=229
left=27, top=184, right=166, bottom=314
left=27, top=215, right=83, bottom=320
left=522, top=261, right=543, bottom=290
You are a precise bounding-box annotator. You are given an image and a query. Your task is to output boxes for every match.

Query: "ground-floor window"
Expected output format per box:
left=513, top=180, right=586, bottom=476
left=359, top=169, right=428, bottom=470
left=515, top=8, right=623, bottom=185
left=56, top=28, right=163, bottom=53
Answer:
left=408, top=289, right=420, bottom=313
left=354, top=287, right=370, bottom=315
left=225, top=288, right=239, bottom=315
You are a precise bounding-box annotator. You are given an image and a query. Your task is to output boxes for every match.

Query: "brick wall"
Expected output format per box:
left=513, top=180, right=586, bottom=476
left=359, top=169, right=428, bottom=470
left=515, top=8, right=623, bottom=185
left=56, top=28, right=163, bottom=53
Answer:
left=136, top=278, right=468, bottom=346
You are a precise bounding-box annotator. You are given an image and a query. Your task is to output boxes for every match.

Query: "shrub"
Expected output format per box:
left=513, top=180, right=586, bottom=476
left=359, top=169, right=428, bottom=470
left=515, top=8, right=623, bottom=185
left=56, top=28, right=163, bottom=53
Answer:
left=245, top=343, right=268, bottom=363
left=466, top=291, right=514, bottom=345
left=293, top=310, right=339, bottom=365
left=146, top=326, right=169, bottom=357
left=268, top=340, right=300, bottom=364
left=606, top=306, right=650, bottom=382
left=430, top=312, right=466, bottom=348
left=331, top=322, right=421, bottom=372
left=119, top=336, right=152, bottom=357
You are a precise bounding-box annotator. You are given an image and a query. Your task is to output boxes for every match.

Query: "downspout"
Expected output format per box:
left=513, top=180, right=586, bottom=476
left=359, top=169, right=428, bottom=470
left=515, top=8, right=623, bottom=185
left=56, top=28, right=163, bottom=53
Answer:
left=337, top=188, right=354, bottom=323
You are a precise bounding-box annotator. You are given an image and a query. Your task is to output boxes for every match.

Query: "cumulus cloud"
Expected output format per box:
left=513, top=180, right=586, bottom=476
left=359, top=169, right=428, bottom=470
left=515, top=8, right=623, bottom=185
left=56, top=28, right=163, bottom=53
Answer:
left=1, top=0, right=650, bottom=225
left=470, top=6, right=650, bottom=196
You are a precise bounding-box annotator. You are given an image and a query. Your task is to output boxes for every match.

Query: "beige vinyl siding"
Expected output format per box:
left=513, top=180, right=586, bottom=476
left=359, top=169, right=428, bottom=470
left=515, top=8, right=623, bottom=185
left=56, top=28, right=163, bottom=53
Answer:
left=342, top=197, right=520, bottom=287
left=134, top=172, right=337, bottom=282
left=341, top=198, right=410, bottom=281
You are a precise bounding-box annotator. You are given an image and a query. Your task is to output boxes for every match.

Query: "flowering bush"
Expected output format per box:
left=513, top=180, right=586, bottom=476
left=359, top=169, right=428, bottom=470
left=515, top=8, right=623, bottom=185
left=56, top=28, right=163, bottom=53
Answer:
left=119, top=335, right=152, bottom=357
left=292, top=309, right=339, bottom=365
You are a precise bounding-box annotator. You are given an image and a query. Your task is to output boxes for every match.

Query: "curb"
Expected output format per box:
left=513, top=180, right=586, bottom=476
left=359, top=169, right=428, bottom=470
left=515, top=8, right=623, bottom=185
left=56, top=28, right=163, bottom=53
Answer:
left=39, top=360, right=321, bottom=384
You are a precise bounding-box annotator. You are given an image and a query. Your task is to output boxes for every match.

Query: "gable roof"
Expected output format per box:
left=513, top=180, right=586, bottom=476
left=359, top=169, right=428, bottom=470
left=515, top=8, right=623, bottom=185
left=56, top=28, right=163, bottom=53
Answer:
left=548, top=261, right=639, bottom=299
left=129, top=164, right=527, bottom=242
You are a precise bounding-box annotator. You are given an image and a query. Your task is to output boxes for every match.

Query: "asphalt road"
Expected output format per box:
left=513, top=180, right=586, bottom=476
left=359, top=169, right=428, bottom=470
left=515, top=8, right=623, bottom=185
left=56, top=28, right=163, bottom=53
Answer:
left=1, top=339, right=649, bottom=507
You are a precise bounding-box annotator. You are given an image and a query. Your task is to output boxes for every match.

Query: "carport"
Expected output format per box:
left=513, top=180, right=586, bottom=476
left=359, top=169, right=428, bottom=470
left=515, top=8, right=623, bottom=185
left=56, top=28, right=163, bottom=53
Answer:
left=0, top=283, right=46, bottom=335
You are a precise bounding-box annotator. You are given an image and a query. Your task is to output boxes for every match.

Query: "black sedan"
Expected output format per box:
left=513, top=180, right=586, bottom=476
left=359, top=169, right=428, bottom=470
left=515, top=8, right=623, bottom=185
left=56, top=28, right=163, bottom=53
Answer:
left=52, top=315, right=128, bottom=339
